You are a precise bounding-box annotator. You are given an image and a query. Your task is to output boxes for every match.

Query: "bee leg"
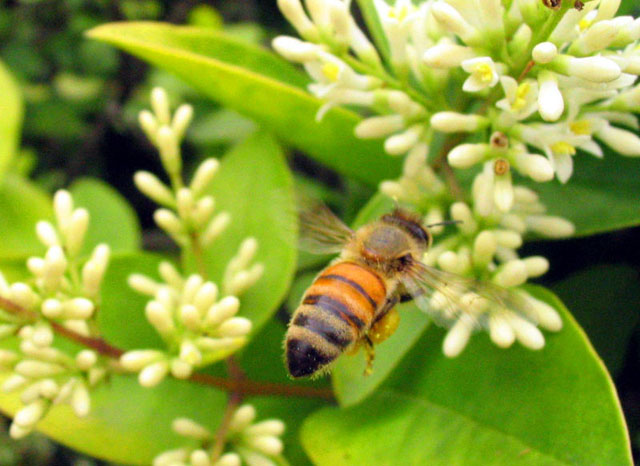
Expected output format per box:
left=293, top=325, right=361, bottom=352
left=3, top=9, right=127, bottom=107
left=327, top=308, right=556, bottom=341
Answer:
left=363, top=335, right=375, bottom=376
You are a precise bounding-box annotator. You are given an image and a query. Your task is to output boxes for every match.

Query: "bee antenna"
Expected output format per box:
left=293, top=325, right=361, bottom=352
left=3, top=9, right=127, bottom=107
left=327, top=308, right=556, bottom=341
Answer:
left=425, top=220, right=463, bottom=228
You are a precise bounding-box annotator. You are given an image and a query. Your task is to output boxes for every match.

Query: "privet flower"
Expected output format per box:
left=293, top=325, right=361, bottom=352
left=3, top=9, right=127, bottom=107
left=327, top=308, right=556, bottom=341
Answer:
left=154, top=405, right=286, bottom=466
left=272, top=0, right=640, bottom=356
left=121, top=89, right=264, bottom=386
left=0, top=190, right=111, bottom=438
left=123, top=257, right=260, bottom=385
left=136, top=88, right=230, bottom=248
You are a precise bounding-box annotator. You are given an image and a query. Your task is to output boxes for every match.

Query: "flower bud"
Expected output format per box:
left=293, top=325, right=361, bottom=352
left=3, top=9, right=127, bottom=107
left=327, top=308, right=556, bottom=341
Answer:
left=229, top=404, right=257, bottom=432
left=423, top=40, right=475, bottom=68
left=139, top=360, right=169, bottom=387
left=430, top=112, right=488, bottom=133
left=532, top=42, right=557, bottom=64
left=447, top=144, right=489, bottom=168
left=278, top=0, right=318, bottom=40
left=443, top=318, right=473, bottom=357
left=537, top=71, right=564, bottom=121
left=190, top=158, right=220, bottom=196
left=134, top=172, right=175, bottom=207
left=526, top=215, right=575, bottom=238
left=217, top=317, right=252, bottom=337
left=36, top=221, right=59, bottom=247
left=562, top=55, right=621, bottom=82
left=384, top=125, right=422, bottom=156
left=172, top=417, right=211, bottom=439
left=493, top=260, right=528, bottom=288
left=489, top=314, right=515, bottom=348
left=523, top=256, right=549, bottom=277
left=508, top=314, right=545, bottom=350
left=120, top=350, right=165, bottom=371
left=355, top=115, right=405, bottom=139
left=172, top=104, right=193, bottom=141
left=151, top=87, right=171, bottom=125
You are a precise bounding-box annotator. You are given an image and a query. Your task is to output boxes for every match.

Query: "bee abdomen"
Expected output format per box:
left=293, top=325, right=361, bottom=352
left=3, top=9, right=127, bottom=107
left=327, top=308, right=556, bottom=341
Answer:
left=306, top=262, right=387, bottom=330
left=286, top=262, right=387, bottom=378
left=286, top=307, right=352, bottom=378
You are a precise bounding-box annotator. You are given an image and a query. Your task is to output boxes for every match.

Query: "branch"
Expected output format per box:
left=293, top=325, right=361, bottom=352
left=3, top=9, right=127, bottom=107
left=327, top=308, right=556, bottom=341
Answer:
left=0, top=296, right=334, bottom=400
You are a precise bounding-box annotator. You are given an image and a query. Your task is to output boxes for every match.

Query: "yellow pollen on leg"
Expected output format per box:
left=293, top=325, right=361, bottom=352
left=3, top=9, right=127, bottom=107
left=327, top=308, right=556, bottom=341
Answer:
left=551, top=141, right=576, bottom=156
left=569, top=120, right=592, bottom=135
left=321, top=63, right=341, bottom=82
left=369, top=308, right=400, bottom=345
left=475, top=64, right=495, bottom=84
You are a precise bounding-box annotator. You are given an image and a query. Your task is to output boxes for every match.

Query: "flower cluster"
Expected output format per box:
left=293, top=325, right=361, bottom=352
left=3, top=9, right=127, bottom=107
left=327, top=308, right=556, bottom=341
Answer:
left=0, top=190, right=111, bottom=438
left=136, top=88, right=231, bottom=248
left=154, top=405, right=286, bottom=466
left=122, top=256, right=257, bottom=385
left=120, top=88, right=263, bottom=387
left=270, top=0, right=640, bottom=356
left=275, top=0, right=640, bottom=182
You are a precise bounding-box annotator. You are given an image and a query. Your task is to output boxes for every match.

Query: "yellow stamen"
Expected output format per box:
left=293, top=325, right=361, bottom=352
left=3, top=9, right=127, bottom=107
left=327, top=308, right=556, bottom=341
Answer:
left=551, top=141, right=576, bottom=156
left=321, top=63, right=341, bottom=82
left=512, top=82, right=531, bottom=111
left=475, top=63, right=495, bottom=84
left=578, top=18, right=591, bottom=31
left=389, top=6, right=409, bottom=21
left=569, top=120, right=592, bottom=135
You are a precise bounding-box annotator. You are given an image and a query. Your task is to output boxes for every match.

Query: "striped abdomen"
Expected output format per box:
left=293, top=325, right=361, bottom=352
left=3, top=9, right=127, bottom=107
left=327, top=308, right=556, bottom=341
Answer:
left=286, top=261, right=387, bottom=378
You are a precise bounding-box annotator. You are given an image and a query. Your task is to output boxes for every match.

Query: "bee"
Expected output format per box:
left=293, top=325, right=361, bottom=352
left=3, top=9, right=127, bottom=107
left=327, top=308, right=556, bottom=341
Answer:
left=285, top=201, right=527, bottom=378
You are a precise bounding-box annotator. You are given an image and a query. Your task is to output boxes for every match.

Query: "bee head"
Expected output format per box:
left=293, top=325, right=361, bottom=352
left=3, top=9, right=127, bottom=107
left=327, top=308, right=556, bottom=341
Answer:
left=357, top=209, right=431, bottom=271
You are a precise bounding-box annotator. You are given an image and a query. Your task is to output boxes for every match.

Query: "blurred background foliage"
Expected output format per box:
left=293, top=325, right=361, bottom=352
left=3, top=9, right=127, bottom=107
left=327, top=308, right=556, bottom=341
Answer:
left=1, top=0, right=640, bottom=464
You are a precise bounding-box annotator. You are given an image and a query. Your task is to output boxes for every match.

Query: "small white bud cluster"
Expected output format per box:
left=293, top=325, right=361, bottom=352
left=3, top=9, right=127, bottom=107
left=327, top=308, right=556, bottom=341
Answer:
left=20, top=190, right=111, bottom=336
left=137, top=89, right=231, bottom=248
left=222, top=238, right=265, bottom=296
left=123, top=260, right=257, bottom=386
left=153, top=405, right=286, bottom=466
left=139, top=87, right=193, bottom=181
left=1, top=324, right=106, bottom=438
left=419, top=192, right=566, bottom=357
left=0, top=189, right=112, bottom=438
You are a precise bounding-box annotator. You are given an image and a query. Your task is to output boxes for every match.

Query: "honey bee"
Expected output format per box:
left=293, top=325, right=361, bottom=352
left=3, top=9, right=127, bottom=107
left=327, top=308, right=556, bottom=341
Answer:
left=285, top=201, right=526, bottom=378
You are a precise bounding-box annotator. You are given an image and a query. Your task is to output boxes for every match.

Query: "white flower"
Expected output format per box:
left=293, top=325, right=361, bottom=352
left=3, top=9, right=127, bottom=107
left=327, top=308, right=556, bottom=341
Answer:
left=496, top=77, right=538, bottom=121
left=461, top=57, right=500, bottom=92
left=423, top=38, right=475, bottom=69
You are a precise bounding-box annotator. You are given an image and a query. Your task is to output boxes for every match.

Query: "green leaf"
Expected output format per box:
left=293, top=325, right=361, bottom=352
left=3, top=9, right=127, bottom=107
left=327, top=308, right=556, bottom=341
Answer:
left=86, top=22, right=401, bottom=185
left=303, top=287, right=632, bottom=465
left=0, top=174, right=52, bottom=261
left=98, top=252, right=166, bottom=350
left=196, top=131, right=297, bottom=334
left=0, top=372, right=227, bottom=465
left=0, top=60, right=24, bottom=180
left=355, top=0, right=390, bottom=62
left=552, top=265, right=640, bottom=376
left=332, top=303, right=430, bottom=407
left=70, top=177, right=142, bottom=254
left=533, top=153, right=640, bottom=236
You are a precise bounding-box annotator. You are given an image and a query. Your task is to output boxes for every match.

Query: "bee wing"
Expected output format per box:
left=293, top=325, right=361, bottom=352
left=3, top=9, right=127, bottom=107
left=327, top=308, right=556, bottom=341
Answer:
left=298, top=197, right=354, bottom=254
left=401, top=262, right=534, bottom=330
